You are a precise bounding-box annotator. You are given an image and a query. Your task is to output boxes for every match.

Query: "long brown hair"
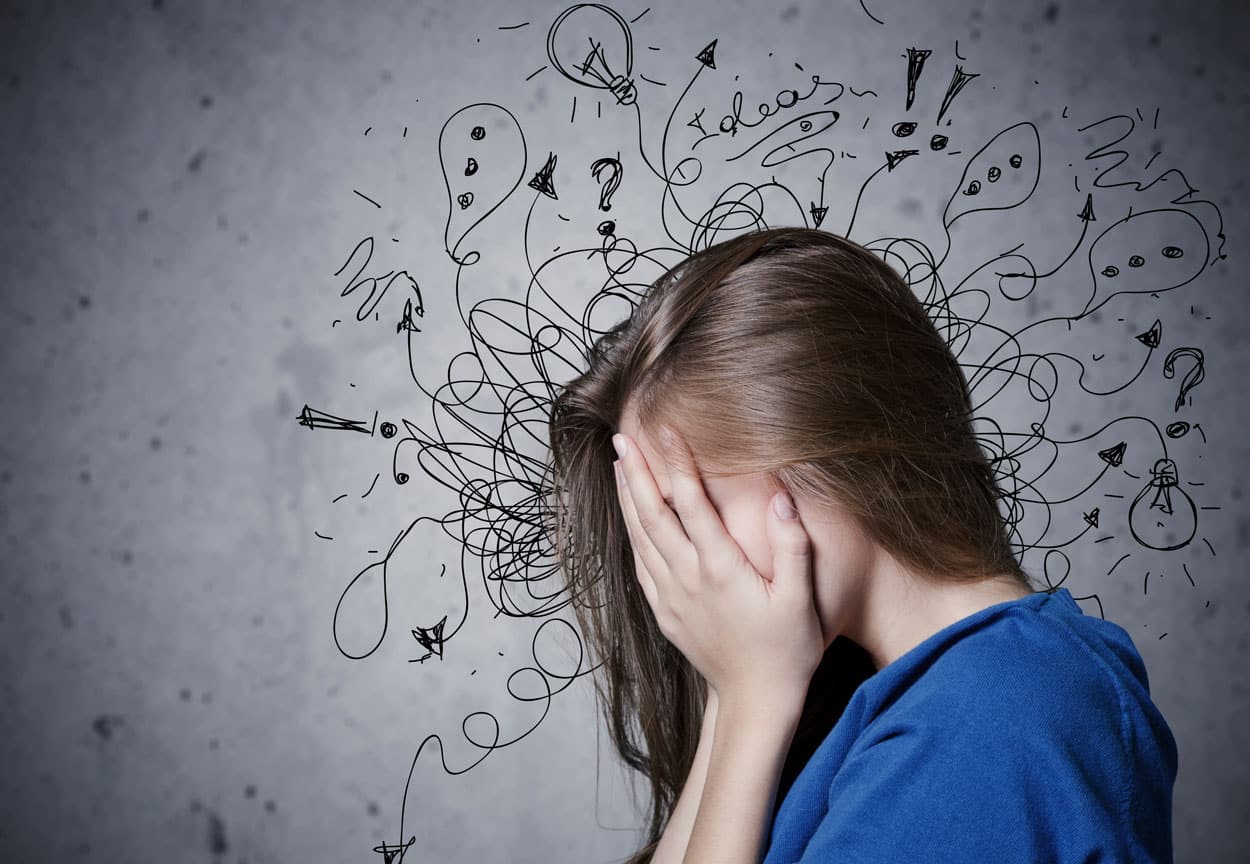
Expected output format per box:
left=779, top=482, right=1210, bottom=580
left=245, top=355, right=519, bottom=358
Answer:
left=543, top=227, right=1030, bottom=862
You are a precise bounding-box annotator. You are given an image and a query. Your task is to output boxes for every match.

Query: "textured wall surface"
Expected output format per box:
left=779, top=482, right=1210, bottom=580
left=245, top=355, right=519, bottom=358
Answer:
left=1, top=0, right=1248, bottom=861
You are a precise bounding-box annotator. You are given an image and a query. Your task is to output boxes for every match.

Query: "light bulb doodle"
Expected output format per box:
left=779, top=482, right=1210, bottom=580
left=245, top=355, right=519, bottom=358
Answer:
left=546, top=3, right=636, bottom=105
left=1128, top=458, right=1198, bottom=552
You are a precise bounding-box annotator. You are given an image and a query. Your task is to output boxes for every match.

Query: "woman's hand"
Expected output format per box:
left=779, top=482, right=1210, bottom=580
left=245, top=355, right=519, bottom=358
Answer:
left=612, top=425, right=823, bottom=711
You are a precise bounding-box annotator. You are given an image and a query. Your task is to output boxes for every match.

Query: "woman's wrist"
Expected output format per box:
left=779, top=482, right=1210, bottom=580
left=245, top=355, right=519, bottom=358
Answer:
left=682, top=686, right=803, bottom=863
left=715, top=684, right=805, bottom=737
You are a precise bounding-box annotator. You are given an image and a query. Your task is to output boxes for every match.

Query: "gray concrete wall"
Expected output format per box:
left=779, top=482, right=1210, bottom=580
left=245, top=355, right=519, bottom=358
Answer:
left=1, top=0, right=1247, bottom=861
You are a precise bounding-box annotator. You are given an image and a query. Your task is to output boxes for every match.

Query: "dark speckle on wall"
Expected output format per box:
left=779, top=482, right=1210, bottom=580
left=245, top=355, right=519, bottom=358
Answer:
left=207, top=810, right=229, bottom=856
left=92, top=713, right=124, bottom=740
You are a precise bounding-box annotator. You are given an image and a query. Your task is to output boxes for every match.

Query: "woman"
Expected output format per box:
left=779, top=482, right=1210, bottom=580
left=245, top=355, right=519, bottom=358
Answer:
left=544, top=227, right=1177, bottom=863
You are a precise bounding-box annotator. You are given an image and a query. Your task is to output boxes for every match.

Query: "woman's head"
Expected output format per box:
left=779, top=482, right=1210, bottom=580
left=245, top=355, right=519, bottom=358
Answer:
left=615, top=404, right=880, bottom=654
left=544, top=226, right=1028, bottom=860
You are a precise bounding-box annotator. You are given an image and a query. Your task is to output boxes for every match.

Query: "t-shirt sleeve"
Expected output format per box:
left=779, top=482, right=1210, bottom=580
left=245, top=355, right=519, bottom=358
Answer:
left=787, top=697, right=1141, bottom=864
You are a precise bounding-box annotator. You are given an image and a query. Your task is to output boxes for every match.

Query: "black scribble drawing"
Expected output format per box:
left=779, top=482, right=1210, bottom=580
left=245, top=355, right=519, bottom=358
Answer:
left=295, top=4, right=1228, bottom=859
left=296, top=405, right=378, bottom=435
left=410, top=610, right=448, bottom=663
left=1162, top=347, right=1204, bottom=412
left=859, top=0, right=885, bottom=27
left=904, top=47, right=930, bottom=111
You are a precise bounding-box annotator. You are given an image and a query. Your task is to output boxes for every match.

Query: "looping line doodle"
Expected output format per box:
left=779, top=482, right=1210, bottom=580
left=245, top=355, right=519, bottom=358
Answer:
left=299, top=5, right=1227, bottom=857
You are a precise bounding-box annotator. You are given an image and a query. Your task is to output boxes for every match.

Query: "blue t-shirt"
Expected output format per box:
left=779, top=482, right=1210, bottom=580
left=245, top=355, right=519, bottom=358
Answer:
left=762, top=587, right=1178, bottom=863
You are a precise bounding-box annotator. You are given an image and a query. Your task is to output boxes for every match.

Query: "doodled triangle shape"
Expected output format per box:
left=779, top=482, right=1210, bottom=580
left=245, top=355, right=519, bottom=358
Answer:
left=1083, top=507, right=1100, bottom=528
left=696, top=39, right=717, bottom=69
left=1078, top=192, right=1096, bottom=222
left=412, top=614, right=449, bottom=658
left=1097, top=441, right=1126, bottom=467
left=885, top=149, right=919, bottom=171
left=527, top=152, right=559, bottom=199
left=1135, top=320, right=1162, bottom=348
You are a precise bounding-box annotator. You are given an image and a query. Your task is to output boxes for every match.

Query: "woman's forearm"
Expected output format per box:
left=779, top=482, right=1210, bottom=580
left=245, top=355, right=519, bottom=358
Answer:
left=682, top=689, right=805, bottom=864
left=649, top=687, right=719, bottom=864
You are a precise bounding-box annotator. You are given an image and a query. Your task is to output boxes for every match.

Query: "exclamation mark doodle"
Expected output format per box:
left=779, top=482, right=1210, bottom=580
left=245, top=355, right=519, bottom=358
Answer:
left=936, top=65, right=980, bottom=126
left=905, top=47, right=931, bottom=110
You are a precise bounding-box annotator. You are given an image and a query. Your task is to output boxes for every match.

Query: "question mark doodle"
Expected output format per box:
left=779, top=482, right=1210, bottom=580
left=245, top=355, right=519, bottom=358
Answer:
left=1162, top=347, right=1205, bottom=412
left=590, top=154, right=622, bottom=211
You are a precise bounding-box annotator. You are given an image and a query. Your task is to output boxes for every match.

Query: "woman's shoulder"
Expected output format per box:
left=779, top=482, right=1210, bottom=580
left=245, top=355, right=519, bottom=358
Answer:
left=788, top=589, right=1179, bottom=864
left=765, top=592, right=1175, bottom=860
left=882, top=590, right=1149, bottom=713
left=865, top=586, right=1177, bottom=776
left=958, top=589, right=1154, bottom=704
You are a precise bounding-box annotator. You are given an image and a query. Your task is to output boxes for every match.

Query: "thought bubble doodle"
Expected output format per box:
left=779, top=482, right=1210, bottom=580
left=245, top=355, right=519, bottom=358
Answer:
left=943, top=121, right=1041, bottom=227
left=1082, top=208, right=1209, bottom=316
left=440, top=103, right=527, bottom=265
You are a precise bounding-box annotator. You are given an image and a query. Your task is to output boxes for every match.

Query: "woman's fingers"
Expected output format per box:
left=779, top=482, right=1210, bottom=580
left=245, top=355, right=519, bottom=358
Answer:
left=657, top=424, right=743, bottom=579
left=614, top=459, right=666, bottom=598
left=616, top=464, right=674, bottom=635
left=630, top=548, right=660, bottom=612
left=613, top=434, right=690, bottom=566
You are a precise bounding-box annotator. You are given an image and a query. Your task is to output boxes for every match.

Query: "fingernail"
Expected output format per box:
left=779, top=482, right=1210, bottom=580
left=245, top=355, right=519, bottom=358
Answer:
left=613, top=460, right=623, bottom=485
left=612, top=434, right=627, bottom=459
left=773, top=490, right=796, bottom=520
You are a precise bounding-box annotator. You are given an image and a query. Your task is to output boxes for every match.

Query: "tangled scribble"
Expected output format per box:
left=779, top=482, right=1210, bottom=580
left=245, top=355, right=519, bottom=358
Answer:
left=295, top=4, right=1227, bottom=858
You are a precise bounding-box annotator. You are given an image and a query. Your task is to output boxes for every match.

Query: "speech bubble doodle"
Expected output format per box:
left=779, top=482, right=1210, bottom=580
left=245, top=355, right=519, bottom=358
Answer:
left=1081, top=207, right=1209, bottom=316
left=943, top=121, right=1041, bottom=227
left=440, top=103, right=527, bottom=265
